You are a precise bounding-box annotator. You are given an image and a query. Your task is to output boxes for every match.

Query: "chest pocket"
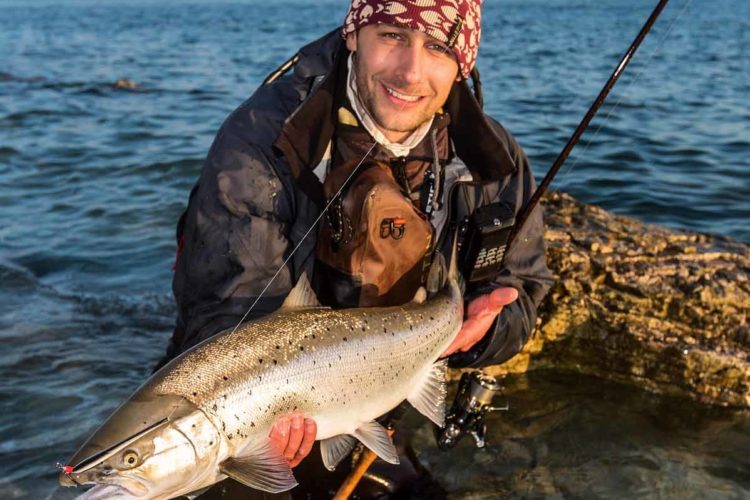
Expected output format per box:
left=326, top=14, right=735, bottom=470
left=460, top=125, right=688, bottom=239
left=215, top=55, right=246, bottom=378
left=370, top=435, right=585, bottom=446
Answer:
left=313, top=161, right=434, bottom=307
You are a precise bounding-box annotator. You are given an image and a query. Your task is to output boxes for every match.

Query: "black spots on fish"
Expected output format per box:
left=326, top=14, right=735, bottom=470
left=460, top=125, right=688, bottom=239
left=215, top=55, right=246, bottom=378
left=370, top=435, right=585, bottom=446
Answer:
left=209, top=441, right=214, bottom=446
left=391, top=331, right=395, bottom=336
left=343, top=336, right=348, bottom=342
left=430, top=316, right=434, bottom=321
left=326, top=326, right=331, bottom=331
left=299, top=346, right=304, bottom=352
left=312, top=334, right=316, bottom=339
left=251, top=422, right=256, bottom=428
left=313, top=359, right=316, bottom=365
left=275, top=345, right=281, bottom=350
left=338, top=354, right=342, bottom=360
left=228, top=434, right=233, bottom=440
left=273, top=359, right=278, bottom=365
left=258, top=358, right=264, bottom=364
left=222, top=422, right=226, bottom=432
left=234, top=414, right=240, bottom=421
left=409, top=325, right=413, bottom=331
left=224, top=394, right=229, bottom=399
left=328, top=362, right=332, bottom=368
left=192, top=392, right=198, bottom=397
left=288, top=339, right=293, bottom=345
left=223, top=375, right=228, bottom=381
left=383, top=326, right=387, bottom=333
left=213, top=404, right=218, bottom=412
left=311, top=385, right=315, bottom=391
left=192, top=424, right=196, bottom=429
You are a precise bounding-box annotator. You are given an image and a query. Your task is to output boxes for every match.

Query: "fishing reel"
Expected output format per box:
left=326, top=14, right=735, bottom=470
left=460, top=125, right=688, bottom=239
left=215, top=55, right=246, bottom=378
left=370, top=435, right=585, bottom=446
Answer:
left=436, top=371, right=508, bottom=450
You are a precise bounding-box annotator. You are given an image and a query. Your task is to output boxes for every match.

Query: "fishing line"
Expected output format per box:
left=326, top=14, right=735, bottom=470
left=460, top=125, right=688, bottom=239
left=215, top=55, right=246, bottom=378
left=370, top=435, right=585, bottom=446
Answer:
left=559, top=0, right=693, bottom=180
left=227, top=137, right=379, bottom=336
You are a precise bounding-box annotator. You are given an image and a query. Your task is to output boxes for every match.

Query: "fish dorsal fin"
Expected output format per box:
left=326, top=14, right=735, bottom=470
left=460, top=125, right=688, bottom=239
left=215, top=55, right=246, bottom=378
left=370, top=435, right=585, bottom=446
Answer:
left=407, top=360, right=448, bottom=427
left=353, top=421, right=399, bottom=465
left=411, top=287, right=427, bottom=304
left=320, top=434, right=358, bottom=471
left=220, top=439, right=297, bottom=493
left=280, top=272, right=323, bottom=310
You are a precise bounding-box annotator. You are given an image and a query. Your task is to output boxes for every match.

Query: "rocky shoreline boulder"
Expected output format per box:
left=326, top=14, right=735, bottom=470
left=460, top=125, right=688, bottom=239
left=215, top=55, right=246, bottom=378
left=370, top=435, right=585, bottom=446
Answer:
left=478, top=192, right=749, bottom=408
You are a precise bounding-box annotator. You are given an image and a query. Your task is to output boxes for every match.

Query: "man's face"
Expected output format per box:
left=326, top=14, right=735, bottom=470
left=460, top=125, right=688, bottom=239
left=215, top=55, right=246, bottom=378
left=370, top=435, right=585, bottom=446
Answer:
left=346, top=24, right=460, bottom=143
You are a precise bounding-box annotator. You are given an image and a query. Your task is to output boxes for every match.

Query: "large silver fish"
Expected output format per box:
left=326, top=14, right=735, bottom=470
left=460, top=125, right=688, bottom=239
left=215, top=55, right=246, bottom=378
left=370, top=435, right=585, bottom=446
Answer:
left=59, top=255, right=463, bottom=499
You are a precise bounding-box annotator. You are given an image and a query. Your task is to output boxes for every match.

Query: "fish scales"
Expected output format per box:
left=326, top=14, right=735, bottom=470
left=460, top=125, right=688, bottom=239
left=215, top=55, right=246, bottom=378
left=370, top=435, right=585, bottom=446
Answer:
left=150, top=290, right=460, bottom=446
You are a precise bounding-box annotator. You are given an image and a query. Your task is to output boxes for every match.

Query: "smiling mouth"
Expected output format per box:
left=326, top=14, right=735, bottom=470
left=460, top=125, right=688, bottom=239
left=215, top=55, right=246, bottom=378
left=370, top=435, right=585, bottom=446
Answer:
left=383, top=85, right=424, bottom=103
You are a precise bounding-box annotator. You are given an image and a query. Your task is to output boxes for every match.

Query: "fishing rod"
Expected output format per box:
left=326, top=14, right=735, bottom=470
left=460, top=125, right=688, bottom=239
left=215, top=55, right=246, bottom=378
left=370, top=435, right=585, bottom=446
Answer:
left=507, top=0, right=671, bottom=249
left=437, top=0, right=672, bottom=454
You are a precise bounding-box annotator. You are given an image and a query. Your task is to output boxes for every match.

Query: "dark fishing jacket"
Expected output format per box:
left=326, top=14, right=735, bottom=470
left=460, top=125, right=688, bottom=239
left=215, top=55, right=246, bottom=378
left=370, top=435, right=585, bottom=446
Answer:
left=157, top=29, right=554, bottom=371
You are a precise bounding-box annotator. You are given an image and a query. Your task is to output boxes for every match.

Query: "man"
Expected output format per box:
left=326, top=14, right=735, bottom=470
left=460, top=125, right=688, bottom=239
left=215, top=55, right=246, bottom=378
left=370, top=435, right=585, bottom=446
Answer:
left=160, top=0, right=553, bottom=496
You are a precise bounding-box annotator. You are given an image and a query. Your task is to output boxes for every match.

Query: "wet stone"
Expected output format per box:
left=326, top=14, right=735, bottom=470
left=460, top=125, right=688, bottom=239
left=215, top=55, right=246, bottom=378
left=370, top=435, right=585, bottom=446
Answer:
left=478, top=192, right=750, bottom=408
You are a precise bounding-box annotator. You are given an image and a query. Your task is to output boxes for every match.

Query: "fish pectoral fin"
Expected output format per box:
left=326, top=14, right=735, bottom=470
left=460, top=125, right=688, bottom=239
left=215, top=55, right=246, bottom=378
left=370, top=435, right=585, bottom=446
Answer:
left=281, top=272, right=325, bottom=310
left=320, top=434, right=358, bottom=471
left=219, top=440, right=297, bottom=494
left=353, top=421, right=399, bottom=465
left=407, top=360, right=448, bottom=427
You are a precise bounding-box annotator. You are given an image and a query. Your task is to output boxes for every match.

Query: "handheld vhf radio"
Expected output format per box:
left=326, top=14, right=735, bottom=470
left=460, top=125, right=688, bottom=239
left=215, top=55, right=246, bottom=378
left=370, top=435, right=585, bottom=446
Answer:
left=457, top=201, right=515, bottom=285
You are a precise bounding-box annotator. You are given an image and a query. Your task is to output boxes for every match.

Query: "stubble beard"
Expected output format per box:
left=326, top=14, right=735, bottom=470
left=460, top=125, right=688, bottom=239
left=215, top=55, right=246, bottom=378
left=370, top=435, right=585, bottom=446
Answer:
left=353, top=57, right=434, bottom=138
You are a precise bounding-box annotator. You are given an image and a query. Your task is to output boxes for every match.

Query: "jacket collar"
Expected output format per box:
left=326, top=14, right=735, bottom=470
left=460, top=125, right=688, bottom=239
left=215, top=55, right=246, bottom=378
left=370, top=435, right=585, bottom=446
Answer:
left=273, top=33, right=517, bottom=191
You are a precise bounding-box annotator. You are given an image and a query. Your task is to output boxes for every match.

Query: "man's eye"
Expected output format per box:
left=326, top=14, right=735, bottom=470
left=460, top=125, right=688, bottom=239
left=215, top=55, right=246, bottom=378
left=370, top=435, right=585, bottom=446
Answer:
left=381, top=32, right=403, bottom=41
left=429, top=44, right=452, bottom=55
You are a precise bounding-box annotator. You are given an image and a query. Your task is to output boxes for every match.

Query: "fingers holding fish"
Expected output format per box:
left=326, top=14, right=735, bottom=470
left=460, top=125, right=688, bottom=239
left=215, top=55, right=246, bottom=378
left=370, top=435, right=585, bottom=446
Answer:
left=289, top=419, right=317, bottom=468
left=269, top=413, right=317, bottom=468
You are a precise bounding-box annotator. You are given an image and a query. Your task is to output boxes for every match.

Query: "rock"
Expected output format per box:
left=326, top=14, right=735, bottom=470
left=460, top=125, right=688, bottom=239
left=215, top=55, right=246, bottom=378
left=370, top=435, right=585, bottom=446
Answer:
left=475, top=192, right=750, bottom=408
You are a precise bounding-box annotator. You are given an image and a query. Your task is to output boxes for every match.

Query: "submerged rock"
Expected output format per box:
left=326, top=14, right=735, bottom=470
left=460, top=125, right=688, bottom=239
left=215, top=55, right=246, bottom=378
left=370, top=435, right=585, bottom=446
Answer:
left=479, top=192, right=750, bottom=408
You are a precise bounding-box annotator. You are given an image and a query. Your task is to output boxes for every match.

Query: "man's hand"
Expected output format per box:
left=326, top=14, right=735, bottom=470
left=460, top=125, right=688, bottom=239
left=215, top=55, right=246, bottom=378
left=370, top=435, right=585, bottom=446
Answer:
left=268, top=413, right=317, bottom=468
left=441, top=287, right=519, bottom=357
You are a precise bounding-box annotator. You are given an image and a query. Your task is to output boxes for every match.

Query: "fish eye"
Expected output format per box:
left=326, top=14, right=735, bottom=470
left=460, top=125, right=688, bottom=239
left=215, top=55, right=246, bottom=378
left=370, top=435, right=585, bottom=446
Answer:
left=121, top=450, right=141, bottom=469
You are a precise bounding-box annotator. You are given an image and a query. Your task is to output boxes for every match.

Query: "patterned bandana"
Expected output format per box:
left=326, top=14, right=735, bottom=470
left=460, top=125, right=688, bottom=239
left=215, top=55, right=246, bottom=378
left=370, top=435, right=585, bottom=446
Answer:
left=342, top=0, right=482, bottom=79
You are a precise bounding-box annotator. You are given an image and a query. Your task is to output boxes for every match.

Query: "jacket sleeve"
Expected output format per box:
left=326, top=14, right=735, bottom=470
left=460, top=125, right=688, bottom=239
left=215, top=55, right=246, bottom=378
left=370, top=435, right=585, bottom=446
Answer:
left=448, top=120, right=555, bottom=368
left=156, top=114, right=295, bottom=368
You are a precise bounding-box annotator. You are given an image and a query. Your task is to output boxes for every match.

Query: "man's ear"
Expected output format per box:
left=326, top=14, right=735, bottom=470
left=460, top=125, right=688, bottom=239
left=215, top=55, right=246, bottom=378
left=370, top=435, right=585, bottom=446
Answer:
left=345, top=31, right=357, bottom=52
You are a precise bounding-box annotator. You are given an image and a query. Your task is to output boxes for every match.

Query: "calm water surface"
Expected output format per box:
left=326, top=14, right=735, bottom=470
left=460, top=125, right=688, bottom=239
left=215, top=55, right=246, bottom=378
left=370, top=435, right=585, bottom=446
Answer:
left=0, top=0, right=748, bottom=498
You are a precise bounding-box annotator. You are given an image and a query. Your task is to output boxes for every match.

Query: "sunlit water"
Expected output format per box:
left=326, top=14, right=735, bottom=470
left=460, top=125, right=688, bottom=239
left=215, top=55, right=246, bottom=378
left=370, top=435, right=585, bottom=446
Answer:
left=0, top=0, right=748, bottom=498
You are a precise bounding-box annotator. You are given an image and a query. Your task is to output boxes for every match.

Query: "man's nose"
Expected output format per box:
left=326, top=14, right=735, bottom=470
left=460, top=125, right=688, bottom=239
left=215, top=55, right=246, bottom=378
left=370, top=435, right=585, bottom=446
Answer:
left=395, top=44, right=424, bottom=86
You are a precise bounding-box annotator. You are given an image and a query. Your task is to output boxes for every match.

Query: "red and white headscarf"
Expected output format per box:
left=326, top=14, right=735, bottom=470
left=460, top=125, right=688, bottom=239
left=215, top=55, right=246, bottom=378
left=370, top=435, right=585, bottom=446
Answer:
left=342, top=0, right=483, bottom=79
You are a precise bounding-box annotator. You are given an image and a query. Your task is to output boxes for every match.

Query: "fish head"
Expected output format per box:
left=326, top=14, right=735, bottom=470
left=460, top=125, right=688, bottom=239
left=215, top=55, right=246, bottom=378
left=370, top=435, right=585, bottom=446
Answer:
left=60, top=391, right=222, bottom=499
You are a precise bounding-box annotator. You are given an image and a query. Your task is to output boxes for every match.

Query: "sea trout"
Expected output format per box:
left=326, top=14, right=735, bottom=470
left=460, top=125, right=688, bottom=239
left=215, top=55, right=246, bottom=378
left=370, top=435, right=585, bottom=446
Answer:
left=59, top=255, right=463, bottom=499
